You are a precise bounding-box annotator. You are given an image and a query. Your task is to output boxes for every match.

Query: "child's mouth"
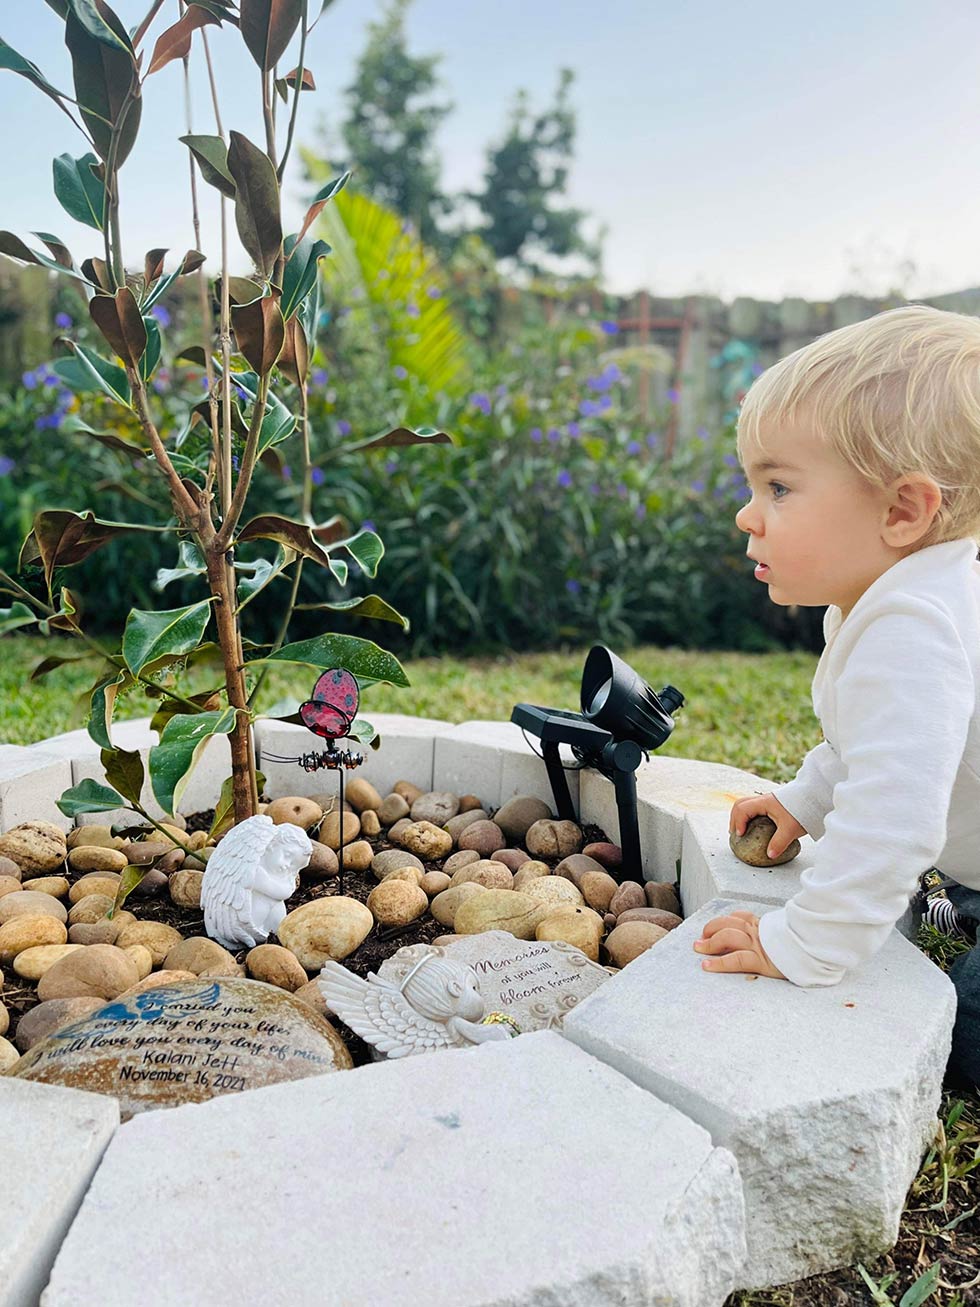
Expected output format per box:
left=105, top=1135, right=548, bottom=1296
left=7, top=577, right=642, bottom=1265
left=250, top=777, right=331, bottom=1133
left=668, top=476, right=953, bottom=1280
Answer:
left=754, top=564, right=770, bottom=580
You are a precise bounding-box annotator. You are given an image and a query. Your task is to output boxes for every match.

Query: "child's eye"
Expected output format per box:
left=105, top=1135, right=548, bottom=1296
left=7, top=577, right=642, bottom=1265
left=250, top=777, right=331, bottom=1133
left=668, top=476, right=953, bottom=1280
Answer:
left=769, top=481, right=789, bottom=500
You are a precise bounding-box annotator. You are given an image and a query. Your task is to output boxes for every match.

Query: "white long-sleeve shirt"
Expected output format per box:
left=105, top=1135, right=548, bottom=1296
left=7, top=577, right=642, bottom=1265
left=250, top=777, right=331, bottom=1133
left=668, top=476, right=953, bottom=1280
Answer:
left=758, top=537, right=980, bottom=987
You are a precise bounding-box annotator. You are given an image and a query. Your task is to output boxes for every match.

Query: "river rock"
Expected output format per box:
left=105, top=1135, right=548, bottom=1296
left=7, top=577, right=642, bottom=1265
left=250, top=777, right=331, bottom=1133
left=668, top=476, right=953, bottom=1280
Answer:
left=582, top=841, right=623, bottom=871
left=605, top=922, right=669, bottom=967
left=382, top=867, right=424, bottom=887
left=367, top=880, right=428, bottom=927
left=318, top=810, right=361, bottom=851
left=491, top=849, right=531, bottom=874
left=616, top=907, right=683, bottom=931
left=68, top=846, right=128, bottom=875
left=579, top=870, right=620, bottom=912
left=67, top=825, right=115, bottom=850
left=13, top=943, right=84, bottom=981
left=68, top=913, right=135, bottom=946
left=21, top=875, right=69, bottom=898
left=118, top=840, right=171, bottom=866
left=277, top=898, right=373, bottom=970
left=521, top=876, right=585, bottom=910
left=116, top=921, right=184, bottom=967
left=0, top=1000, right=6, bottom=1036
left=393, top=780, right=423, bottom=805
left=0, top=876, right=22, bottom=901
left=292, top=977, right=330, bottom=1018
left=609, top=881, right=647, bottom=917
left=449, top=860, right=514, bottom=891
left=0, top=890, right=68, bottom=925
left=68, top=874, right=122, bottom=904
left=371, top=849, right=424, bottom=881
left=302, top=841, right=339, bottom=879
left=0, top=855, right=21, bottom=880
left=0, top=915, right=67, bottom=963
left=11, top=978, right=352, bottom=1119
left=419, top=871, right=451, bottom=896
left=119, top=970, right=197, bottom=998
left=0, top=822, right=67, bottom=874
left=444, top=849, right=480, bottom=876
left=0, top=1037, right=19, bottom=1072
left=344, top=778, right=383, bottom=813
left=163, top=936, right=242, bottom=977
left=360, top=810, right=381, bottom=838
left=429, top=883, right=487, bottom=928
left=265, top=796, right=323, bottom=830
left=457, top=820, right=506, bottom=857
left=379, top=931, right=609, bottom=1033
left=339, top=840, right=374, bottom=873
left=410, top=791, right=459, bottom=825
left=493, top=796, right=553, bottom=843
left=535, top=907, right=604, bottom=961
left=122, top=944, right=153, bottom=980
left=554, top=854, right=606, bottom=887
left=67, top=894, right=117, bottom=926
left=13, top=997, right=105, bottom=1052
left=453, top=890, right=549, bottom=940
left=458, top=794, right=483, bottom=813
left=169, top=869, right=204, bottom=909
left=525, top=819, right=583, bottom=859
left=730, top=814, right=801, bottom=867
left=387, top=817, right=413, bottom=845
left=377, top=793, right=410, bottom=826
left=443, top=810, right=488, bottom=842
left=398, top=821, right=453, bottom=861
left=37, top=944, right=140, bottom=1001
left=129, top=868, right=168, bottom=898
left=246, top=944, right=308, bottom=991
left=644, top=881, right=682, bottom=914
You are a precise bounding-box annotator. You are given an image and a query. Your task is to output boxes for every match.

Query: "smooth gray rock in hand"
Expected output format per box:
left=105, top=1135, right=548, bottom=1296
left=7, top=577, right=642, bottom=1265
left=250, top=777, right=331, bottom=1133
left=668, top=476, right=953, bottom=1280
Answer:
left=319, top=953, right=516, bottom=1058
left=201, top=815, right=311, bottom=949
left=730, top=815, right=800, bottom=868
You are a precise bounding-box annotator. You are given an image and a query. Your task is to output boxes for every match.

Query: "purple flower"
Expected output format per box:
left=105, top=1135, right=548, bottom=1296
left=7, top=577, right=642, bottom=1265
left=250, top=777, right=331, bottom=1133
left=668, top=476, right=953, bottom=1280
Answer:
left=646, top=433, right=659, bottom=450
left=337, top=419, right=352, bottom=436
left=311, top=367, right=328, bottom=386
left=34, top=414, right=58, bottom=431
left=616, top=483, right=628, bottom=499
left=231, top=454, right=240, bottom=471
left=233, top=383, right=248, bottom=401
left=635, top=503, right=647, bottom=520
left=627, top=440, right=642, bottom=455
left=21, top=370, right=37, bottom=390
left=427, top=286, right=442, bottom=299
left=406, top=303, right=420, bottom=319
left=530, top=427, right=543, bottom=443
left=0, top=455, right=15, bottom=476
left=666, top=387, right=679, bottom=403
left=557, top=470, right=573, bottom=489
left=152, top=377, right=167, bottom=394
left=723, top=453, right=740, bottom=467
left=566, top=421, right=582, bottom=438
left=54, top=312, right=72, bottom=329
left=597, top=395, right=612, bottom=412
left=751, top=361, right=764, bottom=376
left=579, top=399, right=600, bottom=417
left=603, top=363, right=622, bottom=384
left=393, top=365, right=408, bottom=380
left=150, top=304, right=171, bottom=327
left=384, top=459, right=398, bottom=474
left=361, top=519, right=376, bottom=533
left=547, top=427, right=561, bottom=444
left=600, top=320, right=619, bottom=335
left=697, top=426, right=710, bottom=441
left=691, top=479, right=705, bottom=493
left=495, top=384, right=509, bottom=398
left=566, top=579, right=581, bottom=594
left=469, top=392, right=492, bottom=415
left=589, top=482, right=602, bottom=496
left=311, top=467, right=325, bottom=486
left=282, top=464, right=292, bottom=481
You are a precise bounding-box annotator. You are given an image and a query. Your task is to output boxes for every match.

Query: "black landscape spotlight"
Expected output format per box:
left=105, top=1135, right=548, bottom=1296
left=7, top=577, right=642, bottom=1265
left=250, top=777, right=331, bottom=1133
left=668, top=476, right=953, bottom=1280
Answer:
left=511, top=646, right=684, bottom=883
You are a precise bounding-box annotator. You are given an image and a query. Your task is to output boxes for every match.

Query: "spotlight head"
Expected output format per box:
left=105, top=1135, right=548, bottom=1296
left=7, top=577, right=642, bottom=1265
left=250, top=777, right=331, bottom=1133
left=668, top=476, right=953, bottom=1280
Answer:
left=580, top=645, right=684, bottom=752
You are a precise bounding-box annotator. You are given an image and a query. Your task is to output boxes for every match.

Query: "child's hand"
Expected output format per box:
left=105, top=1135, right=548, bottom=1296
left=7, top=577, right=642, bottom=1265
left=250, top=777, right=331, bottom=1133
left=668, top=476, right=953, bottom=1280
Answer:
left=693, top=910, right=787, bottom=979
left=730, top=793, right=807, bottom=861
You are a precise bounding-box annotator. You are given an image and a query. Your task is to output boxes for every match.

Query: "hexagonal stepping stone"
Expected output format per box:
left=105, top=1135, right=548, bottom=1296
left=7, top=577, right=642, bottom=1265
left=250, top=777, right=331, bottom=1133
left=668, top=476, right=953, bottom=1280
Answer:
left=0, top=1079, right=118, bottom=1305
left=562, top=898, right=954, bottom=1289
left=42, top=1032, right=746, bottom=1305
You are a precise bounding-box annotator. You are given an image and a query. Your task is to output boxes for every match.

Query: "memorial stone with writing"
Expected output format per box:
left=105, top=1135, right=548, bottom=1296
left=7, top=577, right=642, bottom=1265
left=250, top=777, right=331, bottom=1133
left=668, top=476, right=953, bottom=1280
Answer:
left=10, top=978, right=352, bottom=1119
left=378, top=931, right=609, bottom=1034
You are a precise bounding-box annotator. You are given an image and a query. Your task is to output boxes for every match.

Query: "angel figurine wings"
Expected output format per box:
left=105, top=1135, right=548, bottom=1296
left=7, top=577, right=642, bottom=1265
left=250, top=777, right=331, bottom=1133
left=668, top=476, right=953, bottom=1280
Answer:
left=201, top=814, right=312, bottom=950
left=318, top=952, right=520, bottom=1058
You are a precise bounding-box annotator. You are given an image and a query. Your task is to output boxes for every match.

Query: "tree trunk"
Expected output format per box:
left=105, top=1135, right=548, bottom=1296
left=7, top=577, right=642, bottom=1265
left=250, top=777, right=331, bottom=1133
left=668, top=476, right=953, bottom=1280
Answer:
left=206, top=547, right=258, bottom=823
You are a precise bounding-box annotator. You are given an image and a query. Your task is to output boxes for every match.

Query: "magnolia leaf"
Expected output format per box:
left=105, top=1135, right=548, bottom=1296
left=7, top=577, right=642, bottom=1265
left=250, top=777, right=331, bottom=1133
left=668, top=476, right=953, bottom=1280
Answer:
left=147, top=5, right=219, bottom=75
left=0, top=602, right=38, bottom=636
left=209, top=769, right=265, bottom=838
left=278, top=315, right=308, bottom=386
left=65, top=2, right=141, bottom=165
left=149, top=689, right=222, bottom=735
left=284, top=66, right=315, bottom=90
left=231, top=293, right=285, bottom=374
left=56, top=778, right=127, bottom=818
left=56, top=340, right=131, bottom=406
left=32, top=232, right=74, bottom=271
left=40, top=585, right=81, bottom=634
left=61, top=413, right=149, bottom=455
left=179, top=133, right=236, bottom=199
left=142, top=248, right=207, bottom=312
left=251, top=634, right=409, bottom=688
left=0, top=36, right=73, bottom=108
left=236, top=515, right=345, bottom=568
left=239, top=0, right=303, bottom=70
left=332, top=528, right=384, bottom=578
left=281, top=234, right=330, bottom=320
left=359, top=425, right=454, bottom=450
left=294, top=593, right=408, bottom=630
left=122, top=600, right=213, bottom=678
left=101, top=745, right=145, bottom=806
left=87, top=669, right=127, bottom=749
left=31, top=651, right=98, bottom=680
left=89, top=288, right=147, bottom=368
left=109, top=863, right=152, bottom=917
left=80, top=256, right=112, bottom=290
left=144, top=247, right=168, bottom=283
left=235, top=545, right=293, bottom=605
left=20, top=510, right=146, bottom=590
left=154, top=541, right=207, bottom=591
left=227, top=131, right=282, bottom=279
left=296, top=170, right=350, bottom=244
left=149, top=707, right=237, bottom=816
left=0, top=231, right=95, bottom=285
left=52, top=153, right=106, bottom=231
left=140, top=315, right=162, bottom=382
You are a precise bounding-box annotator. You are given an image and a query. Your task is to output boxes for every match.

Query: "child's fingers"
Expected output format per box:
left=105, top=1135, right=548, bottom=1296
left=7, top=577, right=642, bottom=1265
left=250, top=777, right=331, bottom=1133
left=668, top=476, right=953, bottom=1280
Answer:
left=694, top=925, right=752, bottom=954
left=700, top=949, right=762, bottom=974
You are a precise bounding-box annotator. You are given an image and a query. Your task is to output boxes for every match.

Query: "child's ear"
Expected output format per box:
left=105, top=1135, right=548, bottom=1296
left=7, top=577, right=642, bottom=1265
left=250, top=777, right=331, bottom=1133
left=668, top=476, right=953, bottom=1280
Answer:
left=881, top=473, right=943, bottom=546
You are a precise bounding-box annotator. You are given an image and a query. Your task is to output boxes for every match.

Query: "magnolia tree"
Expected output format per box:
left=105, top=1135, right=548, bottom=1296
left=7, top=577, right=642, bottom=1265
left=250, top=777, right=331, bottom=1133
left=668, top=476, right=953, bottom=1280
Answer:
left=0, top=0, right=449, bottom=851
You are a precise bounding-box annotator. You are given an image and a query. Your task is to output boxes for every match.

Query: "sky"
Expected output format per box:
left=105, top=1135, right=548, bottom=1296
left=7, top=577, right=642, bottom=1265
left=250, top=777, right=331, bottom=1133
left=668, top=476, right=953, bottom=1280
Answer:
left=2, top=0, right=979, bottom=301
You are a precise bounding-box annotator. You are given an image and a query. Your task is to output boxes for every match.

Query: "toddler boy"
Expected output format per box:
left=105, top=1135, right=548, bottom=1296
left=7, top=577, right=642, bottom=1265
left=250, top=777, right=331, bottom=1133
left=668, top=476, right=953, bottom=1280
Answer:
left=692, top=305, right=980, bottom=1087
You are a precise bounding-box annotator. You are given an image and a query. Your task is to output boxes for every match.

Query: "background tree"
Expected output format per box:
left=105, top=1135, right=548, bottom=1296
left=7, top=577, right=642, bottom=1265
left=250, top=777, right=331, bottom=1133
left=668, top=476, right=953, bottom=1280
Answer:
left=471, top=68, right=596, bottom=274
left=331, top=0, right=454, bottom=249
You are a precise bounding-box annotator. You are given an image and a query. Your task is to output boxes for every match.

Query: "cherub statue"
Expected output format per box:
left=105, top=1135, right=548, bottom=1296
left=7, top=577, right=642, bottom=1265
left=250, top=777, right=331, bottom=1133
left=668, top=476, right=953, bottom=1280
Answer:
left=319, top=952, right=519, bottom=1058
left=201, top=814, right=312, bottom=950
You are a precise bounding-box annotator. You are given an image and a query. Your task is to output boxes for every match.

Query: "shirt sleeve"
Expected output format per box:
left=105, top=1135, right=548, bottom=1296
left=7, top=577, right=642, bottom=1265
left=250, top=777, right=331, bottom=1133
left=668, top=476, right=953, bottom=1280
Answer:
left=759, top=601, right=973, bottom=987
left=771, top=740, right=842, bottom=840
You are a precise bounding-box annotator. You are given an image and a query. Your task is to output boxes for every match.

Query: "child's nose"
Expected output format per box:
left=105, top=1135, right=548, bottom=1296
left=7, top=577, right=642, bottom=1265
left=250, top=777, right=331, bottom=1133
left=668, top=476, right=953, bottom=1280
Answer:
left=734, top=501, right=758, bottom=533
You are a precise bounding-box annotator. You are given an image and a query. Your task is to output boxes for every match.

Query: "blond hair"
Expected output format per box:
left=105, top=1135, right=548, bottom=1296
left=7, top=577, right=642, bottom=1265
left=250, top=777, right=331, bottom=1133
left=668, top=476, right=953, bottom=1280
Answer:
left=737, top=305, right=980, bottom=547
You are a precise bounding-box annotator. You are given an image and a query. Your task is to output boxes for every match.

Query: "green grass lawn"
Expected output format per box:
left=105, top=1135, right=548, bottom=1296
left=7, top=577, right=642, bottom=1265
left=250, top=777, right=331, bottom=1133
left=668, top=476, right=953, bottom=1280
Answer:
left=0, top=634, right=820, bottom=784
